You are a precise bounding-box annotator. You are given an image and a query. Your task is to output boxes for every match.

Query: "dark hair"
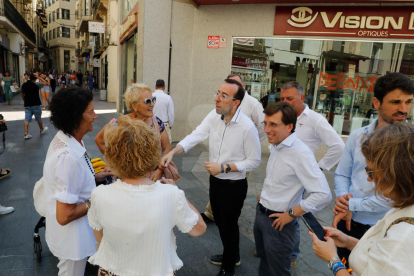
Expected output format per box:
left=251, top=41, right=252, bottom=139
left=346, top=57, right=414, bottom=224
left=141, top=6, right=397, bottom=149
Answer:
left=224, top=78, right=245, bottom=103
left=264, top=102, right=297, bottom=133
left=374, top=72, right=414, bottom=103
left=361, top=123, right=414, bottom=208
left=29, top=74, right=36, bottom=81
left=24, top=72, right=28, bottom=76
left=227, top=73, right=245, bottom=85
left=50, top=87, right=93, bottom=136
left=155, top=79, right=165, bottom=88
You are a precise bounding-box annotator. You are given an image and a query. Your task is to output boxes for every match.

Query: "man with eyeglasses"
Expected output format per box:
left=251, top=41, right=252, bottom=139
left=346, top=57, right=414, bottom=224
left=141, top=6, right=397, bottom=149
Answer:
left=254, top=102, right=331, bottom=276
left=333, top=72, right=414, bottom=268
left=161, top=79, right=261, bottom=276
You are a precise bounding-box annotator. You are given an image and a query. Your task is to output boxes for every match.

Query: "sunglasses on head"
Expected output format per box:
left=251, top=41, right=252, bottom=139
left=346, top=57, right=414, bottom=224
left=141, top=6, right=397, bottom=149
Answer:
left=141, top=97, right=156, bottom=106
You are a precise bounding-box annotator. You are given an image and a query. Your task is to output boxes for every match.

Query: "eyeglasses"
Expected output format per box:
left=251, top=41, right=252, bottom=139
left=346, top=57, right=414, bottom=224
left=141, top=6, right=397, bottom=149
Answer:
left=365, top=167, right=375, bottom=179
left=214, top=91, right=236, bottom=101
left=261, top=121, right=284, bottom=129
left=140, top=97, right=156, bottom=106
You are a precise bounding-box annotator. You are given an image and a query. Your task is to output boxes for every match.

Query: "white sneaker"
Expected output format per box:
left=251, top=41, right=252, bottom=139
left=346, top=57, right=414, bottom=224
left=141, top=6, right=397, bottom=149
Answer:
left=0, top=205, right=14, bottom=215
left=40, top=127, right=48, bottom=135
left=24, top=134, right=32, bottom=140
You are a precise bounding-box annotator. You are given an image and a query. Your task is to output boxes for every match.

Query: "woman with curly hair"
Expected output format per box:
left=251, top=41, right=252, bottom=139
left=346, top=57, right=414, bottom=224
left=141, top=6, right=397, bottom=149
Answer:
left=88, top=116, right=206, bottom=276
left=309, top=123, right=414, bottom=276
left=95, top=83, right=173, bottom=181
left=43, top=87, right=113, bottom=275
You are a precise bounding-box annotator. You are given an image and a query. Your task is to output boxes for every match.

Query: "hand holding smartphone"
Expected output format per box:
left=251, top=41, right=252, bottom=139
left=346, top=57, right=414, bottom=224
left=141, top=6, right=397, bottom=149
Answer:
left=301, top=212, right=327, bottom=242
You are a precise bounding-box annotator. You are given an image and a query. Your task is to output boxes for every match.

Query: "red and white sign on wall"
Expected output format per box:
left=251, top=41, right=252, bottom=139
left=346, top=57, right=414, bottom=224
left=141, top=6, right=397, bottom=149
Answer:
left=274, top=6, right=414, bottom=39
left=207, top=36, right=220, bottom=48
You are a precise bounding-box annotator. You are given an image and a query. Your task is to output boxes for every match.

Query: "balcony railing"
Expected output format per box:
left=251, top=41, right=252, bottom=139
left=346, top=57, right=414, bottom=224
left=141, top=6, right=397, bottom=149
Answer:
left=37, top=37, right=47, bottom=50
left=76, top=48, right=81, bottom=57
left=3, top=0, right=35, bottom=44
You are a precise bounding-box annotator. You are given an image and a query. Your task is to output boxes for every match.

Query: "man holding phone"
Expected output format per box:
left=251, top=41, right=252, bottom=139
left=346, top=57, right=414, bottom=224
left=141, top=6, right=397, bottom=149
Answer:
left=254, top=102, right=332, bottom=276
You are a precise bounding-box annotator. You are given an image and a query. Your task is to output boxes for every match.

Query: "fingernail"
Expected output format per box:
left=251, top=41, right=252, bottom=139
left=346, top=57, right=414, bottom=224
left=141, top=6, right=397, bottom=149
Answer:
left=325, top=233, right=329, bottom=236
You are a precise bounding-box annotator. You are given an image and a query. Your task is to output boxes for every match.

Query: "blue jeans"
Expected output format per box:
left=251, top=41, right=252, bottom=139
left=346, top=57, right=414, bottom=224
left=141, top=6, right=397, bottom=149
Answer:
left=254, top=203, right=300, bottom=276
left=24, top=106, right=42, bottom=122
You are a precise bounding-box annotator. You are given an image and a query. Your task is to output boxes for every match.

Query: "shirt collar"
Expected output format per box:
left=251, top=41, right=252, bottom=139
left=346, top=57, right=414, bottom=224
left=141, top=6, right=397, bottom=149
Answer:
left=272, top=132, right=297, bottom=150
left=56, top=130, right=86, bottom=158
left=229, top=107, right=243, bottom=124
left=297, top=104, right=310, bottom=119
left=366, top=119, right=378, bottom=134
left=154, top=89, right=164, bottom=94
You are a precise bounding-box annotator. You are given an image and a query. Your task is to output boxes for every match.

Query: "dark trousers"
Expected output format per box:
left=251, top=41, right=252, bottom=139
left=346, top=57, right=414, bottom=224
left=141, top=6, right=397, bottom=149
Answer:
left=254, top=204, right=300, bottom=276
left=337, top=219, right=371, bottom=267
left=50, top=79, right=56, bottom=92
left=209, top=175, right=247, bottom=273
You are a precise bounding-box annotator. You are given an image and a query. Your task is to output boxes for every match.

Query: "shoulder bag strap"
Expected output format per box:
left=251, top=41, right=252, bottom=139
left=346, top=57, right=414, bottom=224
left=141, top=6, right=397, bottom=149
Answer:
left=385, top=217, right=414, bottom=237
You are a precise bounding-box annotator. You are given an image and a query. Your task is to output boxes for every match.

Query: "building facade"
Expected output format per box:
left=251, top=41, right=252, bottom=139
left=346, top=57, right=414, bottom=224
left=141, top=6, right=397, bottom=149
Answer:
left=117, top=0, right=414, bottom=144
left=44, top=0, right=77, bottom=73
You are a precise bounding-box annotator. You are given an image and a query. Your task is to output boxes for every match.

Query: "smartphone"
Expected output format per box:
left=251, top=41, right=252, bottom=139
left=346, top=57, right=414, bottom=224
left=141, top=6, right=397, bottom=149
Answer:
left=301, top=212, right=326, bottom=242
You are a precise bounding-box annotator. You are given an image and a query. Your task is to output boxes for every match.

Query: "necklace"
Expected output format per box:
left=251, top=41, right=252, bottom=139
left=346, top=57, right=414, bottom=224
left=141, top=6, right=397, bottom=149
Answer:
left=84, top=152, right=95, bottom=177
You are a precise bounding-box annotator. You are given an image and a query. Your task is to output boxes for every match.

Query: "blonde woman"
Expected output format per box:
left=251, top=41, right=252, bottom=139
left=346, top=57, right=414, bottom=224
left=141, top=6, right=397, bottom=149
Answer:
left=310, top=123, right=414, bottom=276
left=95, top=83, right=172, bottom=181
left=39, top=73, right=51, bottom=110
left=88, top=116, right=206, bottom=275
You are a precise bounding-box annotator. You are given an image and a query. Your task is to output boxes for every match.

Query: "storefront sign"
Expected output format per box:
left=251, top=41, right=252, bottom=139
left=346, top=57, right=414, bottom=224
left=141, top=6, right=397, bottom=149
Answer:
left=234, top=38, right=255, bottom=46
left=274, top=6, right=414, bottom=39
left=93, top=59, right=101, bottom=67
left=207, top=36, right=220, bottom=48
left=220, top=37, right=227, bottom=48
left=120, top=13, right=137, bottom=37
left=318, top=72, right=379, bottom=92
left=251, top=83, right=261, bottom=99
left=89, top=22, right=105, bottom=34
left=232, top=58, right=268, bottom=70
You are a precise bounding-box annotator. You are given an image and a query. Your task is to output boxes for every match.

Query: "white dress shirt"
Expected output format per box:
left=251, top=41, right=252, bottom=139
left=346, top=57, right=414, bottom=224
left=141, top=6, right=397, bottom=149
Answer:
left=239, top=93, right=266, bottom=142
left=260, top=133, right=332, bottom=213
left=349, top=205, right=414, bottom=275
left=296, top=104, right=345, bottom=171
left=43, top=131, right=96, bottom=260
left=178, top=108, right=261, bottom=180
left=153, top=90, right=175, bottom=126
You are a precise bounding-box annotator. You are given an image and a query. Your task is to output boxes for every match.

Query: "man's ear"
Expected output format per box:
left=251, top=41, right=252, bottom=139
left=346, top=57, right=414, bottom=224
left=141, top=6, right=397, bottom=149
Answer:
left=372, top=97, right=381, bottom=110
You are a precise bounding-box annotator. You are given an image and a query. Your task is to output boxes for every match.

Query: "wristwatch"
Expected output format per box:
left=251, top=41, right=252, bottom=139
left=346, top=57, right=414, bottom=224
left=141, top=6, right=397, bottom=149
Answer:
left=288, top=208, right=296, bottom=218
left=327, top=257, right=341, bottom=270
left=225, top=164, right=231, bottom=173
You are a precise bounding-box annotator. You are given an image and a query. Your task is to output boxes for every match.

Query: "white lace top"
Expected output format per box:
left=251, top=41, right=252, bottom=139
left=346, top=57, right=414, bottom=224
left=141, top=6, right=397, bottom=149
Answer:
left=43, top=130, right=97, bottom=260
left=87, top=180, right=199, bottom=276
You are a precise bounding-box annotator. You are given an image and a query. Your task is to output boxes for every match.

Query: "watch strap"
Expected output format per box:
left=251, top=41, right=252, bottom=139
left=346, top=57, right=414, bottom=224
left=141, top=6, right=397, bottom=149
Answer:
left=225, top=164, right=231, bottom=173
left=221, top=164, right=224, bottom=173
left=288, top=208, right=296, bottom=218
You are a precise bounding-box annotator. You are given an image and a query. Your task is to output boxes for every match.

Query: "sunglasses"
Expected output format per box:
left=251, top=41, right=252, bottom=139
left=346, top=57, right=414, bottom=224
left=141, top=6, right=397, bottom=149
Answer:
left=140, top=97, right=156, bottom=106
left=365, top=166, right=374, bottom=179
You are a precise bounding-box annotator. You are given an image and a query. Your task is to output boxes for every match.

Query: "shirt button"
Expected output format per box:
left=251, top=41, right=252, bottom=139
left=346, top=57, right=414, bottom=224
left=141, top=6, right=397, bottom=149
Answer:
left=63, top=187, right=67, bottom=190
left=354, top=206, right=357, bottom=210
left=372, top=208, right=375, bottom=211
left=360, top=188, right=363, bottom=191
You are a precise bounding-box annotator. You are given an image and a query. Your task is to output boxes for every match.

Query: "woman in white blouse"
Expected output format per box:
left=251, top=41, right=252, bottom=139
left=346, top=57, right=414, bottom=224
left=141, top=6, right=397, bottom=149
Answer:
left=309, top=123, right=414, bottom=276
left=44, top=87, right=112, bottom=276
left=88, top=116, right=206, bottom=276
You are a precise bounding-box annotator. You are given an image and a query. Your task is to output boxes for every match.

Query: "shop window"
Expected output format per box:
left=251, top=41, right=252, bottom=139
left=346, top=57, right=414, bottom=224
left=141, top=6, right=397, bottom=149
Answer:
left=232, top=38, right=414, bottom=136
left=62, top=9, right=70, bottom=20
left=64, top=50, right=70, bottom=72
left=62, top=27, right=70, bottom=38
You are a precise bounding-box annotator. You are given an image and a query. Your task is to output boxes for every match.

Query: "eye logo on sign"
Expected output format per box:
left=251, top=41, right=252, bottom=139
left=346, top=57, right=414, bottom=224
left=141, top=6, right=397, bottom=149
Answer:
left=287, top=7, right=318, bottom=28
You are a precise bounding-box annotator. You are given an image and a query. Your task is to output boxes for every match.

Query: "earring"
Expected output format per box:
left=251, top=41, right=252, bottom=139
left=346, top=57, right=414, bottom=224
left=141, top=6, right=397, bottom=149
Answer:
left=134, top=112, right=137, bottom=118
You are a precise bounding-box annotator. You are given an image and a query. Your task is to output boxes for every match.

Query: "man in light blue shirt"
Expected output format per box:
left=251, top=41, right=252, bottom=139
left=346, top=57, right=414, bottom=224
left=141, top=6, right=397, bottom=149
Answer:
left=255, top=102, right=332, bottom=276
left=333, top=72, right=414, bottom=265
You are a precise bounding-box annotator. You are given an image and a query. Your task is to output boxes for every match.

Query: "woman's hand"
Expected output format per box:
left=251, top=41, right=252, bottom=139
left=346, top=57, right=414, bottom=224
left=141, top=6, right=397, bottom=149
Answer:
left=323, top=227, right=350, bottom=248
left=149, top=168, right=163, bottom=181
left=95, top=167, right=114, bottom=182
left=308, top=230, right=338, bottom=262
left=161, top=178, right=177, bottom=186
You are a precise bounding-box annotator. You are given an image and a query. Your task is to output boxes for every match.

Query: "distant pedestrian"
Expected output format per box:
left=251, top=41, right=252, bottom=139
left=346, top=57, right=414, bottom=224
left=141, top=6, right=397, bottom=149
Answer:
left=60, top=72, right=67, bottom=89
left=152, top=79, right=174, bottom=142
left=44, top=87, right=113, bottom=276
left=20, top=74, right=48, bottom=140
left=76, top=70, right=83, bottom=88
left=70, top=71, right=76, bottom=87
left=49, top=70, right=57, bottom=93
left=88, top=74, right=94, bottom=93
left=39, top=73, right=51, bottom=110
left=2, top=71, right=15, bottom=106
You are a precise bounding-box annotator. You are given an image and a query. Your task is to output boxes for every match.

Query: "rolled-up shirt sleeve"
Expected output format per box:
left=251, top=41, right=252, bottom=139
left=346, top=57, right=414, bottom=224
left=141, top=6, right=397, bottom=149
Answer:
left=234, top=125, right=261, bottom=174
left=54, top=154, right=85, bottom=204
left=178, top=111, right=212, bottom=153
left=296, top=149, right=332, bottom=213
left=348, top=195, right=392, bottom=213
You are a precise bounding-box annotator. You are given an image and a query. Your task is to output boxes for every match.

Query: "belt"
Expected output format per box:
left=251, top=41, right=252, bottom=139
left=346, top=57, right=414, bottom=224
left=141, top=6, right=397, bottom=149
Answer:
left=258, top=203, right=283, bottom=216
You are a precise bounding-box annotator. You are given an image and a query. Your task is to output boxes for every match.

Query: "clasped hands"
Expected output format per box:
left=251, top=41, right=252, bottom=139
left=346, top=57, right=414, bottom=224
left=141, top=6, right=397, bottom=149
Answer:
left=332, top=193, right=353, bottom=230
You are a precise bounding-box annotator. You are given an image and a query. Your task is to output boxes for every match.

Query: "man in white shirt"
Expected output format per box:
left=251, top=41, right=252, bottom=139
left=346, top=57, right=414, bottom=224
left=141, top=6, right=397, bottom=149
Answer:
left=152, top=79, right=175, bottom=142
left=280, top=81, right=345, bottom=171
left=161, top=79, right=261, bottom=276
left=201, top=73, right=266, bottom=223
left=255, top=102, right=332, bottom=276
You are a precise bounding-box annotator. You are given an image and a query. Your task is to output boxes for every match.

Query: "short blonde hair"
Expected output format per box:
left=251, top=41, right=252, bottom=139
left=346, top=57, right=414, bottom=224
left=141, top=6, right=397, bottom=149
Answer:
left=104, top=116, right=160, bottom=178
left=124, top=83, right=152, bottom=111
left=361, top=123, right=414, bottom=208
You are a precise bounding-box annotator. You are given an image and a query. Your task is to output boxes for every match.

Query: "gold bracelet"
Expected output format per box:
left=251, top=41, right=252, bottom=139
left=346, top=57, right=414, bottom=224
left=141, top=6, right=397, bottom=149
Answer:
left=85, top=201, right=90, bottom=211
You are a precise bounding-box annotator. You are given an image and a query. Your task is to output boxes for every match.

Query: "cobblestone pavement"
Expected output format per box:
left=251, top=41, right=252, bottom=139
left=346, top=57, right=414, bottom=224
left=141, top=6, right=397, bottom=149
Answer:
left=0, top=89, right=334, bottom=275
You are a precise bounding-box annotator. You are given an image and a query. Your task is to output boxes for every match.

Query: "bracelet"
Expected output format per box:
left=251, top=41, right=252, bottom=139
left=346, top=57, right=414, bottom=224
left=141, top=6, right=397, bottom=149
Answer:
left=332, top=261, right=345, bottom=272
left=333, top=266, right=346, bottom=275
left=158, top=166, right=163, bottom=171
left=85, top=201, right=90, bottom=211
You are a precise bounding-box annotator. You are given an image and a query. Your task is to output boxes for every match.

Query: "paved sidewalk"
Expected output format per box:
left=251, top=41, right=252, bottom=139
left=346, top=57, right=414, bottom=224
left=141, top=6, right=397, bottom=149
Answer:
left=0, top=89, right=334, bottom=275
